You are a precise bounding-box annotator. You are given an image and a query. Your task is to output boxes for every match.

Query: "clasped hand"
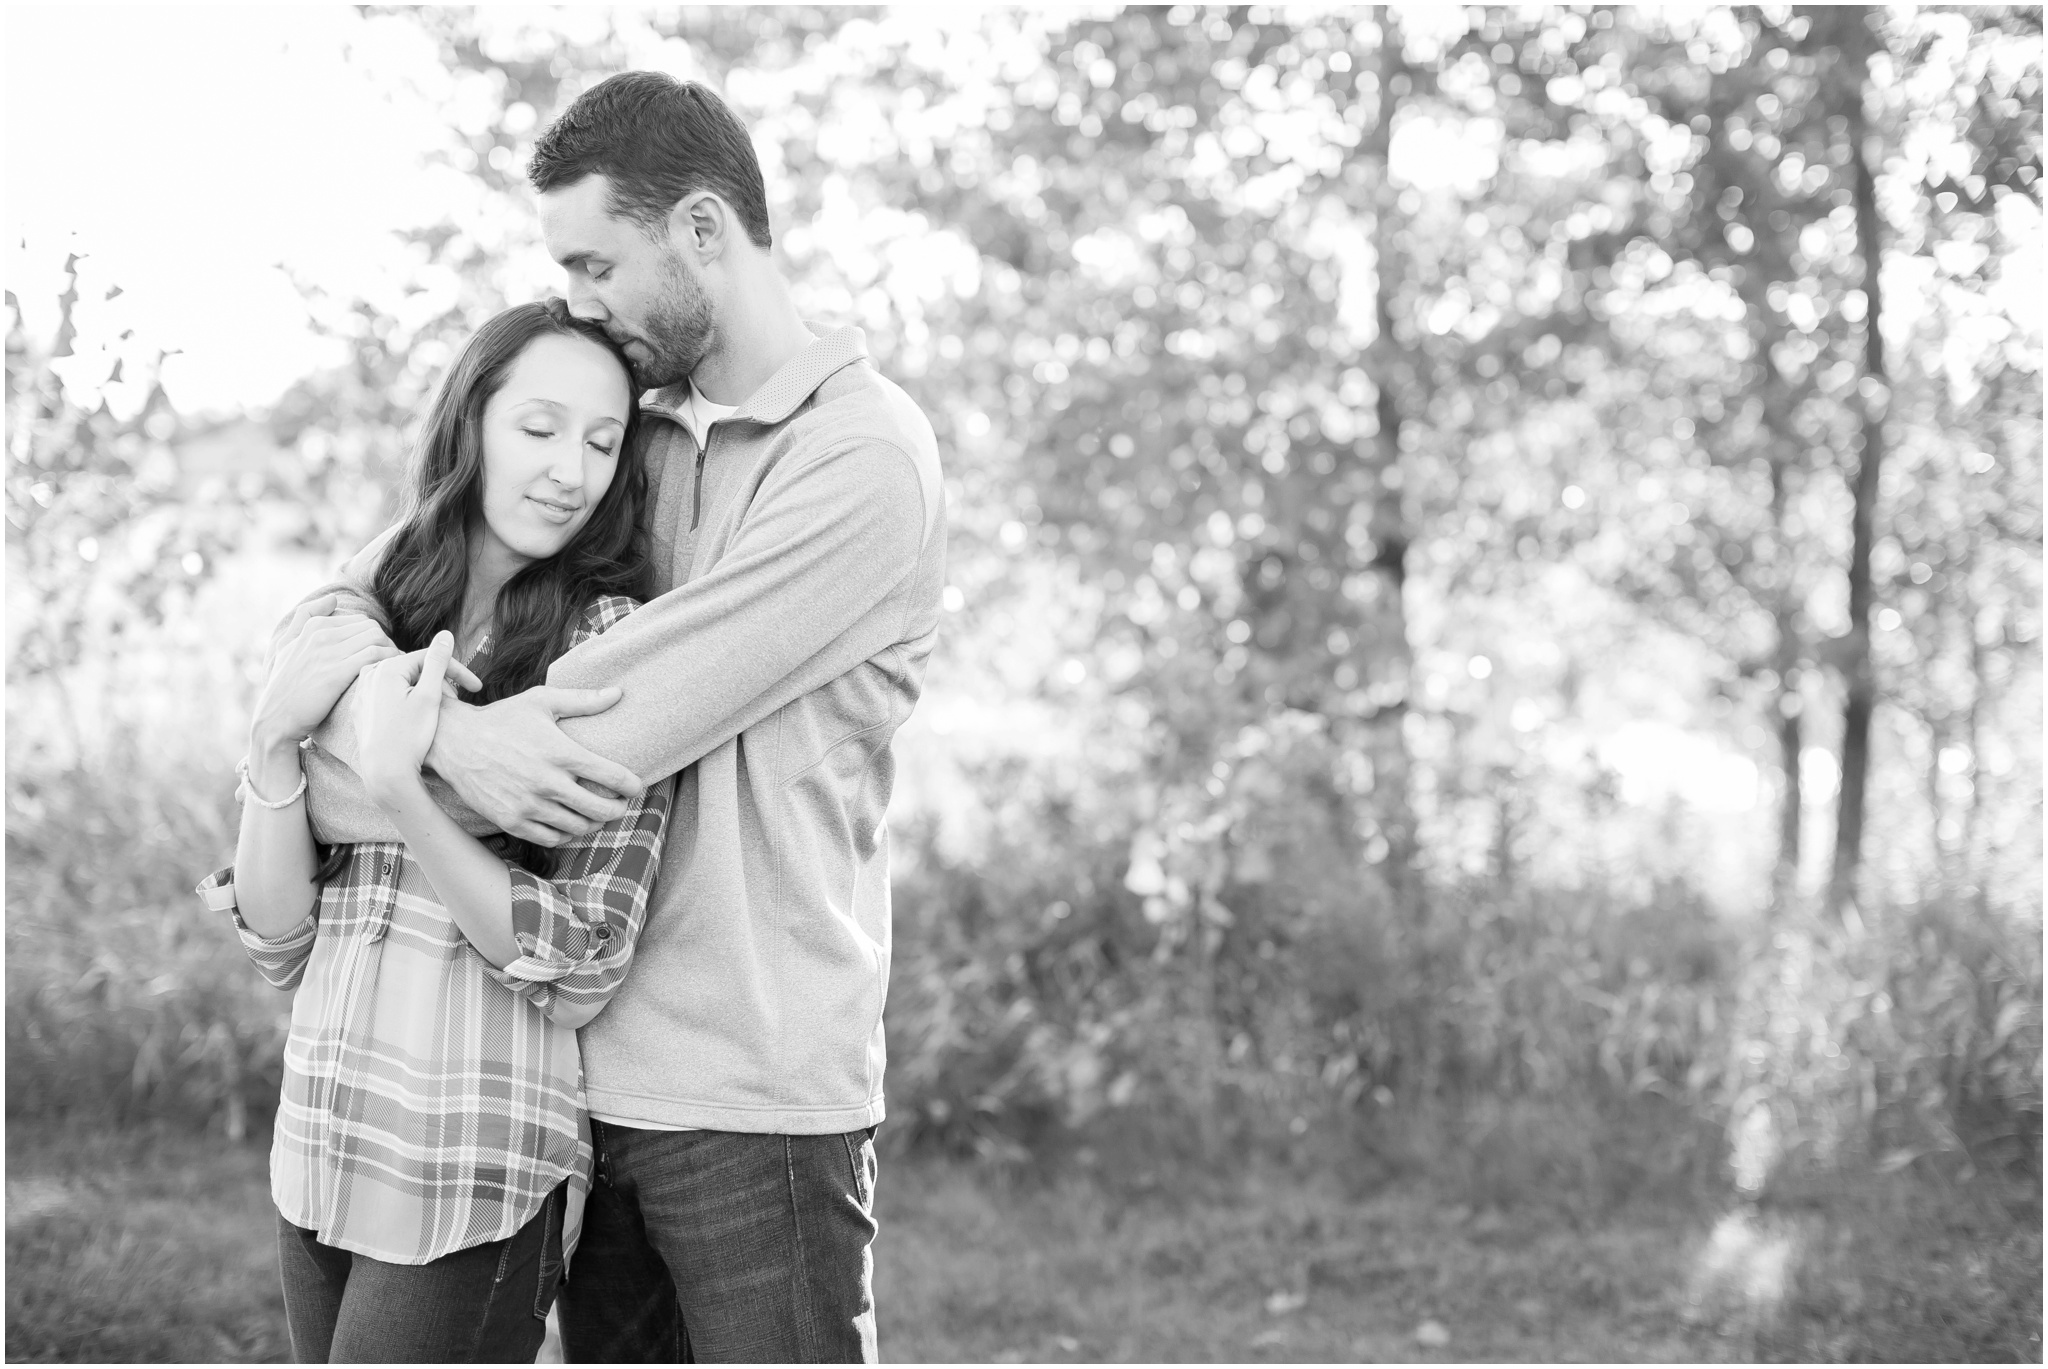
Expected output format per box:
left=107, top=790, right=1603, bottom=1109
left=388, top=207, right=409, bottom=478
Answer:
left=358, top=630, right=461, bottom=803
left=426, top=685, right=647, bottom=847
left=253, top=594, right=482, bottom=750
left=252, top=594, right=404, bottom=751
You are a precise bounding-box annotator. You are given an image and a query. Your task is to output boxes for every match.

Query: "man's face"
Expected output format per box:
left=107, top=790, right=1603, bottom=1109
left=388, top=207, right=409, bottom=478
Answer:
left=538, top=174, right=715, bottom=392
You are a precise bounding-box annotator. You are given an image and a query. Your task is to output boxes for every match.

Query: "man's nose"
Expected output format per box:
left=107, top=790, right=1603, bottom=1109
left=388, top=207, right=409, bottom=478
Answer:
left=565, top=279, right=607, bottom=323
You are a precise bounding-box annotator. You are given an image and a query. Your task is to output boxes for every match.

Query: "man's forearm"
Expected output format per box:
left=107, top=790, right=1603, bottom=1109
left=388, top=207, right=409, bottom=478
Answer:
left=545, top=438, right=931, bottom=782
left=303, top=726, right=496, bottom=845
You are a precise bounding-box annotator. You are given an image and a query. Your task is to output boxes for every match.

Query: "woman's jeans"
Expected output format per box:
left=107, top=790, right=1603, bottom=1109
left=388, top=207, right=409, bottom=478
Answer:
left=559, top=1121, right=880, bottom=1362
left=275, top=1182, right=567, bottom=1363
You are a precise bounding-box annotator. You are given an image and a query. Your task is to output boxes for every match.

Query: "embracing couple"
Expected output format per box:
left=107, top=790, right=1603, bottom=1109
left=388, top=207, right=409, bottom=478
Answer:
left=196, top=72, right=944, bottom=1363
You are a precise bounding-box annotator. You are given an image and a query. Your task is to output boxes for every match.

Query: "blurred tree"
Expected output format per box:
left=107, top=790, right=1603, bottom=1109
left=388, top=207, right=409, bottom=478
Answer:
left=1551, top=8, right=1848, bottom=907
left=896, top=9, right=1424, bottom=936
left=1350, top=6, right=1423, bottom=921
left=1817, top=4, right=1893, bottom=924
left=1860, top=5, right=2043, bottom=907
left=4, top=261, right=240, bottom=748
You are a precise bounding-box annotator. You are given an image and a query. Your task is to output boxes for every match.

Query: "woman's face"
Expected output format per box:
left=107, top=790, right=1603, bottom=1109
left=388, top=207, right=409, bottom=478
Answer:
left=474, top=332, right=633, bottom=571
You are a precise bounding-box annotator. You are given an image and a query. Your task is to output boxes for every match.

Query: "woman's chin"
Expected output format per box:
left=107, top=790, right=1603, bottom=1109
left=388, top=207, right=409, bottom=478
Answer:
left=503, top=527, right=578, bottom=563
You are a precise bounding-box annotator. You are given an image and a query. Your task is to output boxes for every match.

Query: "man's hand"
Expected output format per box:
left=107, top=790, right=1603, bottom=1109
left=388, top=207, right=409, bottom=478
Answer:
left=425, top=684, right=646, bottom=846
left=252, top=594, right=400, bottom=752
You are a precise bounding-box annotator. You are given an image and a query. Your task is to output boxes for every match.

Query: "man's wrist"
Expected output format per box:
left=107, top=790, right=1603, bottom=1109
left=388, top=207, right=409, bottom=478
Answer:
left=424, top=695, right=479, bottom=780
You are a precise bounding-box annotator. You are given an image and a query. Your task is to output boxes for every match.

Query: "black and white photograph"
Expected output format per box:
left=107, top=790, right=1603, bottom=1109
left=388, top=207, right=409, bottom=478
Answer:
left=4, top=5, right=2042, bottom=1363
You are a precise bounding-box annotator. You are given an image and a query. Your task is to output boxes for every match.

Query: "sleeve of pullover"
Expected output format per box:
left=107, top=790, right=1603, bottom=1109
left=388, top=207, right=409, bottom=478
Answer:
left=545, top=434, right=930, bottom=784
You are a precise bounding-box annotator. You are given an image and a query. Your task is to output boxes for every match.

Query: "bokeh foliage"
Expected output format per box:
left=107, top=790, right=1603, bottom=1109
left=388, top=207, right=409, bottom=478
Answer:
left=6, top=6, right=2040, bottom=1189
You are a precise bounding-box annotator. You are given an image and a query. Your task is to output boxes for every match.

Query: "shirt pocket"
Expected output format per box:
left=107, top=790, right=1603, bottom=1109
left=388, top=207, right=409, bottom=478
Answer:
left=784, top=720, right=895, bottom=866
left=774, top=660, right=903, bottom=784
left=327, top=848, right=401, bottom=944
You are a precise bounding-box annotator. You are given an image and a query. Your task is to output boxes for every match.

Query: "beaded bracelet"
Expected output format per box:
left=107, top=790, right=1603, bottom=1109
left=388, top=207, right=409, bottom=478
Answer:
left=236, top=752, right=309, bottom=810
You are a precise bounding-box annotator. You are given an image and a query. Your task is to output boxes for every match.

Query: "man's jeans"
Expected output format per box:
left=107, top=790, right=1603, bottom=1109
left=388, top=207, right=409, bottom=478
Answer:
left=275, top=1182, right=566, bottom=1363
left=558, top=1121, right=880, bottom=1363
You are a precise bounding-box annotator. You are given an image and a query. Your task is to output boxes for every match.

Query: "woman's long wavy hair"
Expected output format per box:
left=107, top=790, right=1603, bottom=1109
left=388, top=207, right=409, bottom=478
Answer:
left=333, top=300, right=649, bottom=880
left=371, top=298, right=650, bottom=701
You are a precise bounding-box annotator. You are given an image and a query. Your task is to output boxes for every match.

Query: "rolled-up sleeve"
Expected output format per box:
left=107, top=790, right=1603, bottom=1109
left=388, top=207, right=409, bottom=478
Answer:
left=476, top=594, right=673, bottom=1030
left=483, top=779, right=672, bottom=1030
left=196, top=867, right=318, bottom=992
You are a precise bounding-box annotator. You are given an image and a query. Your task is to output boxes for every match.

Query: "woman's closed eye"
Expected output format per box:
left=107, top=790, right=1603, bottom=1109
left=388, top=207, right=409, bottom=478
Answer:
left=521, top=427, right=555, bottom=441
left=588, top=439, right=617, bottom=456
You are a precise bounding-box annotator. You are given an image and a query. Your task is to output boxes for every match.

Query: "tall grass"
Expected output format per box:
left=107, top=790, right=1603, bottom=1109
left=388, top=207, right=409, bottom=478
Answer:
left=5, top=722, right=275, bottom=1134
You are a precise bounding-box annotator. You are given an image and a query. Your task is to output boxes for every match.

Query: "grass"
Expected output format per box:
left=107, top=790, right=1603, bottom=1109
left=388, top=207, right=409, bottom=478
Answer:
left=5, top=1120, right=289, bottom=1363
left=879, top=1147, right=2041, bottom=1363
left=6, top=1113, right=2039, bottom=1363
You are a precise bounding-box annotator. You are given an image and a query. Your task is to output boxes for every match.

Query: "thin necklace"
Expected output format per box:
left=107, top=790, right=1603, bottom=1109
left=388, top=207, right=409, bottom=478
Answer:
left=456, top=601, right=493, bottom=659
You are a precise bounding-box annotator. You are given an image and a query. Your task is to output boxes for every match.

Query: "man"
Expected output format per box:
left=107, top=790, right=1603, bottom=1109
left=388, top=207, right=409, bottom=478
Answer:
left=295, top=71, right=945, bottom=1361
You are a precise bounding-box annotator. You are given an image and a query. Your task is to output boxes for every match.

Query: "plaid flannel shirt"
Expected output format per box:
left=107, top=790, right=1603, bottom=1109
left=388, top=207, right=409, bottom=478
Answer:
left=196, top=595, right=672, bottom=1267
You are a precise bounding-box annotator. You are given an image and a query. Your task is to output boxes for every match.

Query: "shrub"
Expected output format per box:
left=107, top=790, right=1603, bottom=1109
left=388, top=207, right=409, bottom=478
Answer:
left=881, top=736, right=2043, bottom=1188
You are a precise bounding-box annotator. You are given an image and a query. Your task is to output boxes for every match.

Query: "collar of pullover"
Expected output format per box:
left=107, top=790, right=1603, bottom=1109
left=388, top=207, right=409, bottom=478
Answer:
left=642, top=324, right=869, bottom=432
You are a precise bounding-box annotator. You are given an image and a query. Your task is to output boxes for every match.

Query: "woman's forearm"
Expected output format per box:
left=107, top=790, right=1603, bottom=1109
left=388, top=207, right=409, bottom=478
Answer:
left=231, top=736, right=323, bottom=939
left=365, top=770, right=521, bottom=968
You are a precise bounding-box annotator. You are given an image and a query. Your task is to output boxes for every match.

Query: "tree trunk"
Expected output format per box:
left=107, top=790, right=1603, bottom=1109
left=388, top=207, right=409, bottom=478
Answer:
left=1755, top=291, right=1805, bottom=912
left=1344, top=5, right=1423, bottom=926
left=1773, top=645, right=1804, bottom=907
left=1827, top=19, right=1887, bottom=926
left=1964, top=617, right=1985, bottom=912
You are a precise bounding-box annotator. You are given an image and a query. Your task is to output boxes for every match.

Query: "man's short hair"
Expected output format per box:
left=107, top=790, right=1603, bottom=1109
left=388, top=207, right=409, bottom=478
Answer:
left=528, top=71, right=772, bottom=249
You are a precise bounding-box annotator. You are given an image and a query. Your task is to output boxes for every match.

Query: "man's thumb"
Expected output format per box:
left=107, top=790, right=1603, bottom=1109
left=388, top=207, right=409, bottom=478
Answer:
left=535, top=685, right=622, bottom=719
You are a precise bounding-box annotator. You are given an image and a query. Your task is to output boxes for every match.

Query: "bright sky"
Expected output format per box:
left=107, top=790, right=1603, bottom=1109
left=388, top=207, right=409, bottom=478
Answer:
left=4, top=6, right=462, bottom=414
left=12, top=7, right=2029, bottom=420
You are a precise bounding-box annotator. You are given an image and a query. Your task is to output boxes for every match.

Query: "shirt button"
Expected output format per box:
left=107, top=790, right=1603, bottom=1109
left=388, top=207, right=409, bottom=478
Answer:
left=382, top=862, right=393, bottom=877
left=595, top=926, right=612, bottom=943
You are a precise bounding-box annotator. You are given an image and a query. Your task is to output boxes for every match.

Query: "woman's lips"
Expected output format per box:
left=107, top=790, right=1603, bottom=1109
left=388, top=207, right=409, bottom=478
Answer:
left=527, top=495, right=582, bottom=524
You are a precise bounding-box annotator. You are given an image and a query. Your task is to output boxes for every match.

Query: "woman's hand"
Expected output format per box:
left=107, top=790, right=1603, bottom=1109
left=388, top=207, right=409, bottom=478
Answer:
left=358, top=630, right=457, bottom=807
left=249, top=594, right=400, bottom=755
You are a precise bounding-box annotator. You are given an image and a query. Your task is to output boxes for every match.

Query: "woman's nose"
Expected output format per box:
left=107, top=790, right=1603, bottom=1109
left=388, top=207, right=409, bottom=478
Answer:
left=548, top=455, right=586, bottom=490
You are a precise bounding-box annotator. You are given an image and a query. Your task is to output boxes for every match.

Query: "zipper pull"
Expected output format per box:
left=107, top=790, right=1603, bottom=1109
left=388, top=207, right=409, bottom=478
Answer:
left=691, top=436, right=708, bottom=530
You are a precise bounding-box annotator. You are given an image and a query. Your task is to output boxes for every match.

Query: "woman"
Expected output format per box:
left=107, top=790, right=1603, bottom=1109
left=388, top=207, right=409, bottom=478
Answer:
left=195, top=299, right=672, bottom=1362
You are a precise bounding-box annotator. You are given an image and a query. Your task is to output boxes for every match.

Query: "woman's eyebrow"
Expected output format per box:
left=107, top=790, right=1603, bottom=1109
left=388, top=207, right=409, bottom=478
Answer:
left=510, top=397, right=623, bottom=424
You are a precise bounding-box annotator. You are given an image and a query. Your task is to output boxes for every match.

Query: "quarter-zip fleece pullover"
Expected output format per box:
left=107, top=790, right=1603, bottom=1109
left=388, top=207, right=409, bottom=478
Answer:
left=301, top=325, right=946, bottom=1133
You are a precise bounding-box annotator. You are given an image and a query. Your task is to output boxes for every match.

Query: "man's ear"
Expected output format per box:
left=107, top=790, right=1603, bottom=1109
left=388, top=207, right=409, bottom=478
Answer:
left=667, top=191, right=728, bottom=264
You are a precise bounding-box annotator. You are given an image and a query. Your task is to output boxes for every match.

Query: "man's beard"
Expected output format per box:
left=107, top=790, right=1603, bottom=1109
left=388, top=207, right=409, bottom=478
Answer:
left=622, top=255, right=715, bottom=392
